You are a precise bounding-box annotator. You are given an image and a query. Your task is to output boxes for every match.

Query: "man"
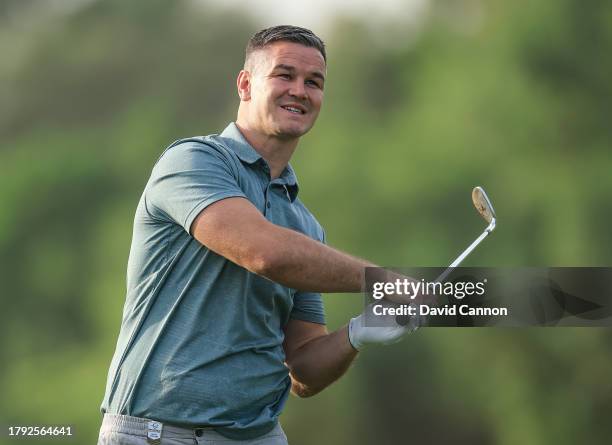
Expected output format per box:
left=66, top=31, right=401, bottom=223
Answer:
left=99, top=25, right=412, bottom=445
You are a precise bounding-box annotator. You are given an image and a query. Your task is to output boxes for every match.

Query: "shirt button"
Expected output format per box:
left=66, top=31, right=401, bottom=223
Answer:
left=266, top=202, right=271, bottom=209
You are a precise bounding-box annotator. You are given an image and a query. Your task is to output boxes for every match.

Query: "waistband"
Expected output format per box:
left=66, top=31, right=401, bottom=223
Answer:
left=100, top=413, right=219, bottom=441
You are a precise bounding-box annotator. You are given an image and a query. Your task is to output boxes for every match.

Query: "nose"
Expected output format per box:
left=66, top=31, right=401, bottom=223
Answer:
left=288, top=78, right=307, bottom=101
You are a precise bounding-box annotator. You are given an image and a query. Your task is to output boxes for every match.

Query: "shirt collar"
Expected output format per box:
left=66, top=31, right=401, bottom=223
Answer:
left=219, top=122, right=300, bottom=202
left=280, top=165, right=299, bottom=202
left=219, top=122, right=262, bottom=164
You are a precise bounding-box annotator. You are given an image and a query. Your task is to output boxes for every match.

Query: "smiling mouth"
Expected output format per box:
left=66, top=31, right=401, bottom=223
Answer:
left=281, top=105, right=305, bottom=115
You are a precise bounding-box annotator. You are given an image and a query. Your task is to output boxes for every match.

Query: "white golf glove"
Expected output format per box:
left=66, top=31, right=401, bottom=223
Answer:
left=347, top=302, right=421, bottom=351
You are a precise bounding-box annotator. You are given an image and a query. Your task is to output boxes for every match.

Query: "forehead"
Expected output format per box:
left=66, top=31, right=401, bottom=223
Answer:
left=254, top=41, right=326, bottom=74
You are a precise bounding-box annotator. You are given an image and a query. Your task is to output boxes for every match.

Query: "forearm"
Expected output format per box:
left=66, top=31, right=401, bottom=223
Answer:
left=286, top=325, right=357, bottom=398
left=192, top=197, right=383, bottom=293
left=258, top=224, right=374, bottom=293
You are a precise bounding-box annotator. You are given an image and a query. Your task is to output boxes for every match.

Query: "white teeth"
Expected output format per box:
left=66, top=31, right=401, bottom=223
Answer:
left=283, top=106, right=302, bottom=114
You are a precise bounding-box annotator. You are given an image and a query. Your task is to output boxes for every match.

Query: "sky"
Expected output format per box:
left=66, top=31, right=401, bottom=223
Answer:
left=200, top=0, right=430, bottom=33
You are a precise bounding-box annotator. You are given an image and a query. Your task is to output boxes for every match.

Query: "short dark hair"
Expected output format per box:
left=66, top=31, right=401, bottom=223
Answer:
left=245, top=25, right=326, bottom=66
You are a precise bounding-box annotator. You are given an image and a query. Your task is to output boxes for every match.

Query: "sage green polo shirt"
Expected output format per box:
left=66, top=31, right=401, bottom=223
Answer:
left=101, top=122, right=326, bottom=440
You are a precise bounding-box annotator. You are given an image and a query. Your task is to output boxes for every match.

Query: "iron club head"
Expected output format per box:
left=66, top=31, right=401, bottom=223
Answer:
left=472, top=186, right=496, bottom=231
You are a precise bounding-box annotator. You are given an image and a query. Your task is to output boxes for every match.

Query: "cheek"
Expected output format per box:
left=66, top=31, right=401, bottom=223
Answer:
left=252, top=92, right=275, bottom=115
left=311, top=93, right=324, bottom=111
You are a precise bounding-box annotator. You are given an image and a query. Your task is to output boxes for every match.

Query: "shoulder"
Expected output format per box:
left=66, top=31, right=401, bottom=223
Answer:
left=151, top=135, right=239, bottom=174
left=156, top=135, right=230, bottom=161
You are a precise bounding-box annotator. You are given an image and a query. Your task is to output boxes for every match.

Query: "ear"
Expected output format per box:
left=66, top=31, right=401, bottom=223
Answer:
left=237, top=70, right=251, bottom=101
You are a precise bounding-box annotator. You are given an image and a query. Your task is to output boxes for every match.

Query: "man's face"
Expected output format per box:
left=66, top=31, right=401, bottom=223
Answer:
left=242, top=41, right=326, bottom=140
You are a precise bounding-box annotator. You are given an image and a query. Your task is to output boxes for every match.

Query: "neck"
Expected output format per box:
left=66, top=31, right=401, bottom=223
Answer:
left=235, top=121, right=299, bottom=179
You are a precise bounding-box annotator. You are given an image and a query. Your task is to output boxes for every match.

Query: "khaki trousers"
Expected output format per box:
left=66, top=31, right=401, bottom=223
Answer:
left=97, top=414, right=289, bottom=445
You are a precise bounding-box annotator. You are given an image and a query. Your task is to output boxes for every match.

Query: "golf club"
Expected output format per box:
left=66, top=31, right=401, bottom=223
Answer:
left=395, top=186, right=497, bottom=328
left=435, top=186, right=497, bottom=284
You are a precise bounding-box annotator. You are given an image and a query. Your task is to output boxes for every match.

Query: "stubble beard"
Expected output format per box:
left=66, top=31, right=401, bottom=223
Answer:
left=266, top=111, right=312, bottom=140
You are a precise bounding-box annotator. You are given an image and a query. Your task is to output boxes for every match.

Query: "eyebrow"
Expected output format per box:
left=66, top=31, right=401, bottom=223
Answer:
left=273, top=64, right=326, bottom=82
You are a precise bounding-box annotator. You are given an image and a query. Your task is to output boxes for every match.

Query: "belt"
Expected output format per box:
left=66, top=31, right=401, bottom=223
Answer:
left=100, top=413, right=217, bottom=444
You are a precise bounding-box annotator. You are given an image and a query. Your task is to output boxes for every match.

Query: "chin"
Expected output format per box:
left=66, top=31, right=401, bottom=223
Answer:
left=280, top=129, right=307, bottom=139
left=276, top=122, right=313, bottom=139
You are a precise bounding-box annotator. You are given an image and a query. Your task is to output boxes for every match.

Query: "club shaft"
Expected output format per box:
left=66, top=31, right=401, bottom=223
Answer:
left=436, top=219, right=496, bottom=283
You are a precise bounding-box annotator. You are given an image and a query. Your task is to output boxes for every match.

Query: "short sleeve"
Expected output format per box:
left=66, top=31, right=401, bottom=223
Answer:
left=146, top=141, right=247, bottom=233
left=290, top=291, right=326, bottom=325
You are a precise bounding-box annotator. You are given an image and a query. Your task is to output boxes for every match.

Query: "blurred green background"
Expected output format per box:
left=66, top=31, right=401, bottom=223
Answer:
left=1, top=0, right=611, bottom=444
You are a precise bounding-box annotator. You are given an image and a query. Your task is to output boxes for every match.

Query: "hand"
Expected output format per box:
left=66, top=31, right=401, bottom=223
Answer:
left=347, top=301, right=420, bottom=351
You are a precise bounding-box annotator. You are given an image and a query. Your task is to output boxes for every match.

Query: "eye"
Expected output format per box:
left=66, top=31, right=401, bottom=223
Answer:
left=278, top=73, right=291, bottom=80
left=306, top=79, right=322, bottom=89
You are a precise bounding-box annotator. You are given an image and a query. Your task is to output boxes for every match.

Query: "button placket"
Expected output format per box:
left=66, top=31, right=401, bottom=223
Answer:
left=261, top=161, right=271, bottom=179
left=263, top=183, right=272, bottom=215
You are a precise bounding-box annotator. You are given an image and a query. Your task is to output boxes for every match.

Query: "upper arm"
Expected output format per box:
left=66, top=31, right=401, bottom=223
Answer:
left=190, top=197, right=278, bottom=273
left=283, top=318, right=328, bottom=364
left=146, top=141, right=281, bottom=273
